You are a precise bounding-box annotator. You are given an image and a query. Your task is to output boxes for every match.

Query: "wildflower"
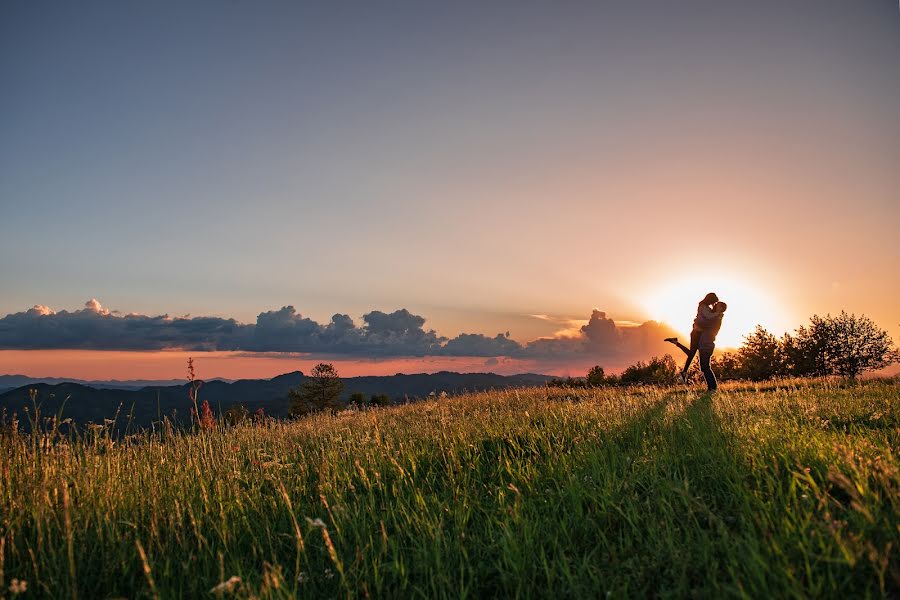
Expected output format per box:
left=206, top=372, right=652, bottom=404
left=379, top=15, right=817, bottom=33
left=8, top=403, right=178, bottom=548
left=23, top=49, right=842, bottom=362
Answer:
left=209, top=576, right=241, bottom=594
left=9, top=579, right=28, bottom=594
left=306, top=517, right=327, bottom=528
left=324, top=568, right=334, bottom=580
left=297, top=571, right=309, bottom=584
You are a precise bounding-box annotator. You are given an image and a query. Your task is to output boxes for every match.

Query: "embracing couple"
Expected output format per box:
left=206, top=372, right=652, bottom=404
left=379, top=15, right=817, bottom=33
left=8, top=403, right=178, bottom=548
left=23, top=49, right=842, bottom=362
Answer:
left=664, top=292, right=726, bottom=392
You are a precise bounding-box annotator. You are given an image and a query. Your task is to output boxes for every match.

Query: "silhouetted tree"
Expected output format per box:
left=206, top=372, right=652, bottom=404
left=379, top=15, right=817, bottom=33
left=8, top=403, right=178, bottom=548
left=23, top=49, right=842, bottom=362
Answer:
left=585, top=365, right=607, bottom=387
left=739, top=326, right=783, bottom=380
left=620, top=355, right=677, bottom=385
left=369, top=393, right=392, bottom=407
left=780, top=329, right=824, bottom=377
left=547, top=377, right=587, bottom=388
left=710, top=351, right=745, bottom=381
left=348, top=392, right=368, bottom=407
left=288, top=363, right=345, bottom=416
left=817, top=312, right=896, bottom=378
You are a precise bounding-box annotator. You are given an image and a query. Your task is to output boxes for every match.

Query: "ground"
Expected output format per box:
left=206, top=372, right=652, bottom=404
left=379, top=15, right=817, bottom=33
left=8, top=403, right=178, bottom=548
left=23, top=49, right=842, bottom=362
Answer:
left=1, top=379, right=898, bottom=598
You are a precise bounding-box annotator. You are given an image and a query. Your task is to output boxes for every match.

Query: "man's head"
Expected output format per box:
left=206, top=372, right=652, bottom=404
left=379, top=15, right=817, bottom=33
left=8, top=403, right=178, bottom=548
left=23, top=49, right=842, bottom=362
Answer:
left=714, top=301, right=727, bottom=313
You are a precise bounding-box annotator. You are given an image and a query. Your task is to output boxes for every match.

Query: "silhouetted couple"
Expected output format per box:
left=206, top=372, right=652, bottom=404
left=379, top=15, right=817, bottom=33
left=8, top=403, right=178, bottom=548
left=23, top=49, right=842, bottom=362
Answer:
left=664, top=292, right=726, bottom=392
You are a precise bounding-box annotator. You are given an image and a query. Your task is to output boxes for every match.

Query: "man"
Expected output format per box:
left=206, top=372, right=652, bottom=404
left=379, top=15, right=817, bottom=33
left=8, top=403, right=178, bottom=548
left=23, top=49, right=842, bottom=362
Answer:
left=696, top=301, right=726, bottom=392
left=665, top=299, right=726, bottom=392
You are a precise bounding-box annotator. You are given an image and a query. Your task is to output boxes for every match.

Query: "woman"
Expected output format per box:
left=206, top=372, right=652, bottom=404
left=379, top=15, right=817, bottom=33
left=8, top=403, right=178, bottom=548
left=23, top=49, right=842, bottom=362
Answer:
left=664, top=292, right=725, bottom=392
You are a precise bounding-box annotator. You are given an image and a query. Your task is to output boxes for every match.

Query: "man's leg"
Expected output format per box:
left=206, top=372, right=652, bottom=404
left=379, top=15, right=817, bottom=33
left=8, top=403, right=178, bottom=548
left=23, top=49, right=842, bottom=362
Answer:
left=699, top=347, right=717, bottom=392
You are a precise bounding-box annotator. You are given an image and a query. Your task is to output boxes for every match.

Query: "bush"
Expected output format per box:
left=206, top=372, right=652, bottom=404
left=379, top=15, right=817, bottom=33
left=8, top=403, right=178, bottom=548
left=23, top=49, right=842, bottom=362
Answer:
left=620, top=355, right=678, bottom=385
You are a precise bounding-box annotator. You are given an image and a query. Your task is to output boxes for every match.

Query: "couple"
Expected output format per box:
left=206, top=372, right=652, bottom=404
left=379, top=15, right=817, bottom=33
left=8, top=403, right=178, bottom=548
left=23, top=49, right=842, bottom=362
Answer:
left=664, top=292, right=726, bottom=392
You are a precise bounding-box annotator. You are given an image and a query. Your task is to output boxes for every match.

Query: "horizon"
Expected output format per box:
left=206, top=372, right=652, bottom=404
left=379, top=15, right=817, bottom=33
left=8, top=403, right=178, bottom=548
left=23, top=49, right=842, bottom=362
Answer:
left=2, top=1, right=898, bottom=380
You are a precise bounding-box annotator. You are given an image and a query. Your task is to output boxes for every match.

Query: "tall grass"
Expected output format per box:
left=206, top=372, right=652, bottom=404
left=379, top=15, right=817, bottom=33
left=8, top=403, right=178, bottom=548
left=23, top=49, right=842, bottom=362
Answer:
left=1, top=379, right=898, bottom=598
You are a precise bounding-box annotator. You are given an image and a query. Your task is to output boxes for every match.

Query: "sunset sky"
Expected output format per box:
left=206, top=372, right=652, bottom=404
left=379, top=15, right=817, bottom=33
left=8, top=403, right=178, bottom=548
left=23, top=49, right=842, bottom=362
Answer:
left=1, top=1, right=898, bottom=380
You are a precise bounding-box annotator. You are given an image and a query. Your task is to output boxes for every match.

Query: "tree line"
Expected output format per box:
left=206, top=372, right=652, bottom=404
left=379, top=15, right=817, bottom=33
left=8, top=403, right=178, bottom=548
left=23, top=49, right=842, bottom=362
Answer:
left=268, top=311, right=897, bottom=416
left=549, top=311, right=897, bottom=388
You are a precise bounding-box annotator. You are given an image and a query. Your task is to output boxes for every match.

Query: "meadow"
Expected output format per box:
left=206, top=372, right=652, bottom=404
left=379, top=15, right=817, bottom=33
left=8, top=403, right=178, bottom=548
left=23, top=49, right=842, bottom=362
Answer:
left=1, top=379, right=898, bottom=598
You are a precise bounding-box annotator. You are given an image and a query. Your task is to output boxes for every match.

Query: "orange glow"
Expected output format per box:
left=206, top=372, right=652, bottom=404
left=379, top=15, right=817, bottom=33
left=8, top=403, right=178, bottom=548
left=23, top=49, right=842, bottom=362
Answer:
left=0, top=350, right=556, bottom=380
left=641, top=275, right=792, bottom=348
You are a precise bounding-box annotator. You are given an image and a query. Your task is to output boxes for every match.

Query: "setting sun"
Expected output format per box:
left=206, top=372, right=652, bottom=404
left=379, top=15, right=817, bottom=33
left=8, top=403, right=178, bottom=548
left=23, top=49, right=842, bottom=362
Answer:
left=642, top=276, right=790, bottom=349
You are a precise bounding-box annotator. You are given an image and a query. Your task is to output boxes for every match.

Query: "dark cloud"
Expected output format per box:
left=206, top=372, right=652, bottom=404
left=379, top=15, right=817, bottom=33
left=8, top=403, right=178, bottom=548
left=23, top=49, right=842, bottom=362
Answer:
left=0, top=300, right=248, bottom=351
left=0, top=300, right=678, bottom=366
left=442, top=333, right=522, bottom=357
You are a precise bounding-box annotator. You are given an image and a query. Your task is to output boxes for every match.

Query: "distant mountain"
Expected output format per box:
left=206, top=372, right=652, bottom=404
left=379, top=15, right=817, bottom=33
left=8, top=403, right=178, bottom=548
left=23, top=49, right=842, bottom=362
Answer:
left=0, top=374, right=222, bottom=391
left=0, top=370, right=553, bottom=431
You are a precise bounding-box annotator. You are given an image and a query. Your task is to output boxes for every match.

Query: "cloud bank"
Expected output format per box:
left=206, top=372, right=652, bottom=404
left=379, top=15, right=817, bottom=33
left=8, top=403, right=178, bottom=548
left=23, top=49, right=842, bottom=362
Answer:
left=0, top=300, right=677, bottom=365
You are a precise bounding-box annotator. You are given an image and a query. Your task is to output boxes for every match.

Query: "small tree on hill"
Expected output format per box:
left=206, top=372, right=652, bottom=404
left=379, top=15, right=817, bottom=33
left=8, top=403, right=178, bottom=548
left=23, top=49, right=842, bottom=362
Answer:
left=288, top=363, right=345, bottom=416
left=585, top=365, right=607, bottom=387
left=738, top=326, right=783, bottom=380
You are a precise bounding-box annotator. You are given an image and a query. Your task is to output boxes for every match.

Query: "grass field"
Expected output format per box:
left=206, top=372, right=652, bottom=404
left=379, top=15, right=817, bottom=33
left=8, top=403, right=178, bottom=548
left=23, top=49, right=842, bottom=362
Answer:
left=1, top=379, right=898, bottom=598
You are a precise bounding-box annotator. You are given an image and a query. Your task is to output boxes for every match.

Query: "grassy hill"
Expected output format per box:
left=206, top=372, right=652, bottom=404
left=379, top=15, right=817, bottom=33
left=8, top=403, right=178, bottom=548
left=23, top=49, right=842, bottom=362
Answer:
left=1, top=379, right=898, bottom=598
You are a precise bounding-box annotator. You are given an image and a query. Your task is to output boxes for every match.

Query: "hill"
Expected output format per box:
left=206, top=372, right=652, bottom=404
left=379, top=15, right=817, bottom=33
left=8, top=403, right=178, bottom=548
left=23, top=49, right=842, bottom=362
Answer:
left=1, top=379, right=897, bottom=597
left=0, top=370, right=554, bottom=429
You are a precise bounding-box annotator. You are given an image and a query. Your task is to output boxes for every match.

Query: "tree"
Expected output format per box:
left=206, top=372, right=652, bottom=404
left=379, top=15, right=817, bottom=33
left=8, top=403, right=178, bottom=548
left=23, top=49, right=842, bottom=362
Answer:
left=369, top=393, right=392, bottom=407
left=348, top=392, right=368, bottom=407
left=738, top=326, right=783, bottom=380
left=288, top=363, right=345, bottom=416
left=817, top=312, right=896, bottom=378
left=780, top=329, right=824, bottom=377
left=585, top=365, right=607, bottom=387
left=710, top=351, right=745, bottom=381
left=620, top=355, right=678, bottom=385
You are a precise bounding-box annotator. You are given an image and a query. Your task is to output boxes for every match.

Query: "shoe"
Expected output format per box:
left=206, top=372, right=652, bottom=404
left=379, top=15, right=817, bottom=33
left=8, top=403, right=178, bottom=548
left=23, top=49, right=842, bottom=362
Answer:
left=664, top=337, right=678, bottom=343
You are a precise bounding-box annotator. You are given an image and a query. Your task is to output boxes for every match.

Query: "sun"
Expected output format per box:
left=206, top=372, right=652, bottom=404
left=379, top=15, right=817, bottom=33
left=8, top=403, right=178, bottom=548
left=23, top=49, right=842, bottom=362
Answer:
left=641, top=276, right=787, bottom=349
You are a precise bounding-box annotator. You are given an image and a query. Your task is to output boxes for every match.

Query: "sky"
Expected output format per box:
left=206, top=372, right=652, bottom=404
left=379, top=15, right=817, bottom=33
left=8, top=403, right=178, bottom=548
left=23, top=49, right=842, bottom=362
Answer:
left=1, top=1, right=899, bottom=380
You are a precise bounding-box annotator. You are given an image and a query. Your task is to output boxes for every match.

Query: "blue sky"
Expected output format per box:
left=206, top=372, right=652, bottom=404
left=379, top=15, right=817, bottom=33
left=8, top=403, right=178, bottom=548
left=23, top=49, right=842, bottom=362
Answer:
left=2, top=1, right=899, bottom=376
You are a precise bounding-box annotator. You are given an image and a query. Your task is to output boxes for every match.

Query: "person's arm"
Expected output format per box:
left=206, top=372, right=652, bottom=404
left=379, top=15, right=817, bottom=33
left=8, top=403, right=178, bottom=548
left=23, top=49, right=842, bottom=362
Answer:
left=698, top=304, right=718, bottom=319
left=695, top=307, right=723, bottom=328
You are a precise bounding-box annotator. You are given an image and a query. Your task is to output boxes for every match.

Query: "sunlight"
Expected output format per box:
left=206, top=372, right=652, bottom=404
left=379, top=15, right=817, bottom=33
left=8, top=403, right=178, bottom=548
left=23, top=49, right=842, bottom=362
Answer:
left=641, top=276, right=787, bottom=348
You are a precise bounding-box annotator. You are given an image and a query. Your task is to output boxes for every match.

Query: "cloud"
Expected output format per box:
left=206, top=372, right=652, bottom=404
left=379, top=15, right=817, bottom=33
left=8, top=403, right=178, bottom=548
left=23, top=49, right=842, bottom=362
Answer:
left=0, top=300, right=679, bottom=367
left=441, top=332, right=522, bottom=356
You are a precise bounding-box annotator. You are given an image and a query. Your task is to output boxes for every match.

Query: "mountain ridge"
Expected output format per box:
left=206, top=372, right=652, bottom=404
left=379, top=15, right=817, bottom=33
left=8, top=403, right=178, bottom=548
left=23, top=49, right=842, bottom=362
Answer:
left=0, top=370, right=554, bottom=431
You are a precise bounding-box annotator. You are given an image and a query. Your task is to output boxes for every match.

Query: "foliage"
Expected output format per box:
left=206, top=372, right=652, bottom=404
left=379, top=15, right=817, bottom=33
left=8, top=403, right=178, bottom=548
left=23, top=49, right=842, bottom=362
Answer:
left=288, top=363, right=345, bottom=416
left=585, top=365, right=607, bottom=387
left=619, top=354, right=678, bottom=385
left=815, top=312, right=897, bottom=378
left=709, top=350, right=745, bottom=381
left=547, top=376, right=587, bottom=388
left=1, top=380, right=898, bottom=597
left=739, top=326, right=784, bottom=380
left=369, top=393, right=392, bottom=407
left=348, top=392, right=368, bottom=407
left=222, top=404, right=250, bottom=426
